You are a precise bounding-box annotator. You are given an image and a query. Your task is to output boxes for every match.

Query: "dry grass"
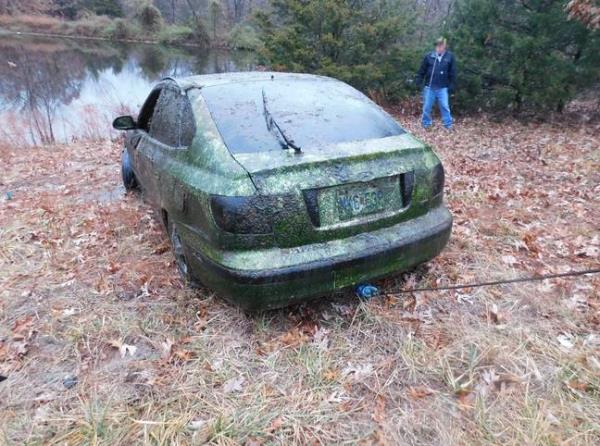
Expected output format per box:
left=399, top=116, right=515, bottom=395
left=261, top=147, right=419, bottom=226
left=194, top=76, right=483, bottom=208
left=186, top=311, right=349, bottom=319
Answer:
left=0, top=14, right=127, bottom=42
left=0, top=116, right=599, bottom=445
left=0, top=15, right=69, bottom=35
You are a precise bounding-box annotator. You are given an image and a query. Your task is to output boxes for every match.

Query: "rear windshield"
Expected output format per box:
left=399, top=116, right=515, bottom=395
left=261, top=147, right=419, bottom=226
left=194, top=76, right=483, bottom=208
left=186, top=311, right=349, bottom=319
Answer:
left=200, top=78, right=405, bottom=153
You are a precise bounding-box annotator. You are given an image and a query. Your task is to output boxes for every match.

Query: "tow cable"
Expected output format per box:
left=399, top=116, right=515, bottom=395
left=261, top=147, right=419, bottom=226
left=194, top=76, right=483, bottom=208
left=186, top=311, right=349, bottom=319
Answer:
left=389, top=267, right=600, bottom=295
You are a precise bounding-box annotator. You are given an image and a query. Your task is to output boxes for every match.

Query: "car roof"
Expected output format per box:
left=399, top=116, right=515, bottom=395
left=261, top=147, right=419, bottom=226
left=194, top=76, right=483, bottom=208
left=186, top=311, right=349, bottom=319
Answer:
left=165, top=71, right=340, bottom=90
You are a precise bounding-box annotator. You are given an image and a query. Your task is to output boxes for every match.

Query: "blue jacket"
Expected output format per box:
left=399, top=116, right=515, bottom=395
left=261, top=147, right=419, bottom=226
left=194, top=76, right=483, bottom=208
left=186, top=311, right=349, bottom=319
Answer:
left=416, top=51, right=457, bottom=91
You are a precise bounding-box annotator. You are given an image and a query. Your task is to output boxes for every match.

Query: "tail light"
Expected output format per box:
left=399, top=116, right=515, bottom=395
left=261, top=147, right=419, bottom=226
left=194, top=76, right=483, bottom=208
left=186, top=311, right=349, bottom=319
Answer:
left=210, top=195, right=282, bottom=234
left=401, top=171, right=415, bottom=205
left=431, top=163, right=445, bottom=196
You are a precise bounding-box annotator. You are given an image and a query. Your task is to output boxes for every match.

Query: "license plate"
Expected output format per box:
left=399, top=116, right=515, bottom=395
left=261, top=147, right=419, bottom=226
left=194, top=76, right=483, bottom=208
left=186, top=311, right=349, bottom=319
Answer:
left=336, top=185, right=387, bottom=221
left=317, top=176, right=403, bottom=225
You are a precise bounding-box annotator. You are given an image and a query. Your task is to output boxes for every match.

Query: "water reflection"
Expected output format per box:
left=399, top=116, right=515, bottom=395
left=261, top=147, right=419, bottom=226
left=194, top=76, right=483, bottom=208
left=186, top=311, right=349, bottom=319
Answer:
left=0, top=34, right=257, bottom=146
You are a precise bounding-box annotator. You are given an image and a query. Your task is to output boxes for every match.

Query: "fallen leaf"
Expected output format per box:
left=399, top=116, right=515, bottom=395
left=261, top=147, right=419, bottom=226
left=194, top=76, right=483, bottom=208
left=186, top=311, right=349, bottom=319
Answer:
left=187, top=419, right=207, bottom=431
left=11, top=340, right=29, bottom=357
left=161, top=339, right=174, bottom=359
left=501, top=255, right=518, bottom=266
left=557, top=334, right=575, bottom=349
left=487, top=304, right=501, bottom=324
left=173, top=349, right=195, bottom=362
left=407, top=386, right=434, bottom=400
left=456, top=388, right=475, bottom=410
left=545, top=411, right=560, bottom=426
left=120, top=344, right=137, bottom=358
left=223, top=376, right=245, bottom=394
left=566, top=379, right=590, bottom=392
left=342, top=362, right=374, bottom=382
left=109, top=340, right=137, bottom=358
left=323, top=368, right=340, bottom=382
left=107, top=261, right=121, bottom=274
left=152, top=243, right=170, bottom=255
left=576, top=245, right=599, bottom=258
left=311, top=327, right=330, bottom=350
left=267, top=416, right=284, bottom=433
left=522, top=232, right=539, bottom=253
left=12, top=315, right=35, bottom=340
left=372, top=394, right=387, bottom=423
left=279, top=327, right=308, bottom=347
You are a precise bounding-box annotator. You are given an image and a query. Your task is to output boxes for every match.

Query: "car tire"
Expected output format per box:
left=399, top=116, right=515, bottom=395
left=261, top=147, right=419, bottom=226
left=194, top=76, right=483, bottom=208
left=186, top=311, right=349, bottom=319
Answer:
left=121, top=149, right=138, bottom=191
left=169, top=223, right=200, bottom=288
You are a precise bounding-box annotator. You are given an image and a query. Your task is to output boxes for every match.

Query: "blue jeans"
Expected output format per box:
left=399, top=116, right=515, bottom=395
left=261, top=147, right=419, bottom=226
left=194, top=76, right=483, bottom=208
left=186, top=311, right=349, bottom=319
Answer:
left=422, top=87, right=453, bottom=129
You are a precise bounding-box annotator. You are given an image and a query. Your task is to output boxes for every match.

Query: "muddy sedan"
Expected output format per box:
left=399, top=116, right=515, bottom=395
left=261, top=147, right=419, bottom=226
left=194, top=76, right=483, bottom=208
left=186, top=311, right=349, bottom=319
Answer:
left=113, top=72, right=452, bottom=310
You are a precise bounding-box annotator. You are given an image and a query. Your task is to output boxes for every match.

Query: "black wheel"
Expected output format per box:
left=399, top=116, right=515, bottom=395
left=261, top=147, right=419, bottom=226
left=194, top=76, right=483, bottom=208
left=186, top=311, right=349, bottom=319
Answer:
left=170, top=223, right=200, bottom=288
left=121, top=149, right=138, bottom=191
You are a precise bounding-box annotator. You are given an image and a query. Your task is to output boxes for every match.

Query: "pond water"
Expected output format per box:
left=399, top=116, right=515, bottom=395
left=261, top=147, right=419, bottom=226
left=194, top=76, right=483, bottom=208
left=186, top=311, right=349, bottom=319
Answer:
left=0, top=33, right=257, bottom=146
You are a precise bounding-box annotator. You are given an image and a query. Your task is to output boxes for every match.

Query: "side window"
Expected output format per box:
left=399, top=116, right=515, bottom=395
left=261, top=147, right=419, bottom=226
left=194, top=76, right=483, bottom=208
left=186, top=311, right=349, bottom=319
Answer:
left=180, top=95, right=196, bottom=147
left=150, top=87, right=180, bottom=147
left=137, top=88, right=161, bottom=132
left=149, top=85, right=196, bottom=148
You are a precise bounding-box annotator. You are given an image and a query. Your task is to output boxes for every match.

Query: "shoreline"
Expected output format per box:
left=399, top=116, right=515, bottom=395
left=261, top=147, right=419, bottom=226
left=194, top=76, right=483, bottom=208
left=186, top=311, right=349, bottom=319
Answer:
left=0, top=26, right=229, bottom=50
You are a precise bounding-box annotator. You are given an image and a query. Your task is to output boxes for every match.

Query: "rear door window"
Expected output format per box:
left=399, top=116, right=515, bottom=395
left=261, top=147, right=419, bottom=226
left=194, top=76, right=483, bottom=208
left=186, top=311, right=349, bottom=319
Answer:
left=137, top=88, right=161, bottom=132
left=149, top=84, right=196, bottom=148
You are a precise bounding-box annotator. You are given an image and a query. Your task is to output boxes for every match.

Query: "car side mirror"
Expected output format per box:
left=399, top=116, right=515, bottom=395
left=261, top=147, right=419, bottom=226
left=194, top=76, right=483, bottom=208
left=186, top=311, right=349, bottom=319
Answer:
left=112, top=115, right=137, bottom=131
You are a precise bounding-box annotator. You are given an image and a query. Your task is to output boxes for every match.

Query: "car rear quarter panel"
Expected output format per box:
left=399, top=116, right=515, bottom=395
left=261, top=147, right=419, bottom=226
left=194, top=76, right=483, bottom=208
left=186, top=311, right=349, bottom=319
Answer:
left=152, top=90, right=257, bottom=257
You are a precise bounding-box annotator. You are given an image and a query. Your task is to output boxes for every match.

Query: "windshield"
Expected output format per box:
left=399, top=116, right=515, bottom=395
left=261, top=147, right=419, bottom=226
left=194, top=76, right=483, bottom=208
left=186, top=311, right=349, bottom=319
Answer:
left=200, top=78, right=405, bottom=153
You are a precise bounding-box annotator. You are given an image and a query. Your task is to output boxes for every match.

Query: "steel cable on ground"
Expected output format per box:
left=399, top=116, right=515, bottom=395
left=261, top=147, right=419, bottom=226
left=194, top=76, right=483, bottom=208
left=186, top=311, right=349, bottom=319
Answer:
left=390, top=267, right=600, bottom=294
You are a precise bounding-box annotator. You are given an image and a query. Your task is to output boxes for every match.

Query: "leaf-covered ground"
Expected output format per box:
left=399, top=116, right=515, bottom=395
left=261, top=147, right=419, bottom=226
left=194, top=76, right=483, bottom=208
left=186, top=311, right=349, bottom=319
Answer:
left=1, top=116, right=599, bottom=445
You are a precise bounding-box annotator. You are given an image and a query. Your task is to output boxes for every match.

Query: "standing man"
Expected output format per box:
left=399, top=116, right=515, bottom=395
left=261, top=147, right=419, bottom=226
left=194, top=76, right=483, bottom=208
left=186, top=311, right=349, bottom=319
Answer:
left=416, top=37, right=456, bottom=130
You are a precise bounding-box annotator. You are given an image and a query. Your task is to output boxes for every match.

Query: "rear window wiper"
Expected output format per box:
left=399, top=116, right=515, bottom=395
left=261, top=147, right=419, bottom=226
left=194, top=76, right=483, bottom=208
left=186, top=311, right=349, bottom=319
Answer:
left=261, top=89, right=301, bottom=153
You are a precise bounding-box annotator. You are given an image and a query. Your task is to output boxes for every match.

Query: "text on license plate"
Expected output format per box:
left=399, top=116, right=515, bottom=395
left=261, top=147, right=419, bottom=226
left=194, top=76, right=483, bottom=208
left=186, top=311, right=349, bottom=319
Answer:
left=316, top=175, right=403, bottom=225
left=336, top=187, right=387, bottom=220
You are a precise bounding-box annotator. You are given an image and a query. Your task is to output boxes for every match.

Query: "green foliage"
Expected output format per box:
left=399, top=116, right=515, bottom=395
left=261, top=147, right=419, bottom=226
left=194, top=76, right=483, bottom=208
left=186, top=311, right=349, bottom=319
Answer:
left=52, top=0, right=80, bottom=19
left=158, top=25, right=195, bottom=44
left=137, top=2, right=163, bottom=33
left=228, top=23, right=262, bottom=50
left=257, top=0, right=599, bottom=114
left=449, top=0, right=600, bottom=112
left=68, top=13, right=112, bottom=37
left=189, top=19, right=211, bottom=48
left=256, top=0, right=423, bottom=101
left=108, top=17, right=139, bottom=40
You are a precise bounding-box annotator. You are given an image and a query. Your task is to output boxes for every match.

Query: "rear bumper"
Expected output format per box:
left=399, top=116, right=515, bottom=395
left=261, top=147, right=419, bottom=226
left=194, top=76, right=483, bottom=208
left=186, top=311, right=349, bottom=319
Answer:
left=185, top=206, right=452, bottom=310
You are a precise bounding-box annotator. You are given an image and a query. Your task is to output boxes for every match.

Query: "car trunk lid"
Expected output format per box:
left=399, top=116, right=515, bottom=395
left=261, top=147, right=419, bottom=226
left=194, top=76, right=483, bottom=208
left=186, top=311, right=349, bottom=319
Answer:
left=230, top=133, right=440, bottom=245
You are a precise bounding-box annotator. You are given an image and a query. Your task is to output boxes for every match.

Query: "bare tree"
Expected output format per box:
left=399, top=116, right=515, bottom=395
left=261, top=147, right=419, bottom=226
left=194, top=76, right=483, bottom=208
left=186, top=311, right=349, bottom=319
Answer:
left=183, top=0, right=211, bottom=45
left=0, top=0, right=53, bottom=15
left=209, top=0, right=222, bottom=39
left=170, top=0, right=177, bottom=22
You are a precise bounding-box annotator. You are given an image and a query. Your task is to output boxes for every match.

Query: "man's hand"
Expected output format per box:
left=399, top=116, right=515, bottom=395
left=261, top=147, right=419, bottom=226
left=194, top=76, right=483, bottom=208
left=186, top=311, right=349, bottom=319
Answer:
left=405, top=78, right=421, bottom=93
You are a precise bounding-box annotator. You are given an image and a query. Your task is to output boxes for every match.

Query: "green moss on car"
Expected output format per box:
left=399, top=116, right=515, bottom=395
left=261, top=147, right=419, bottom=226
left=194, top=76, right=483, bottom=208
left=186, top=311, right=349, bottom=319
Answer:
left=114, top=72, right=452, bottom=310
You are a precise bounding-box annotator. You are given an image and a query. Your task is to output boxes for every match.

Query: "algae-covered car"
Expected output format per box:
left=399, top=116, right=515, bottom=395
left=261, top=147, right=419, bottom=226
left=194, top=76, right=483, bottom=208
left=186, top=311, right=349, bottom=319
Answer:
left=113, top=72, right=452, bottom=310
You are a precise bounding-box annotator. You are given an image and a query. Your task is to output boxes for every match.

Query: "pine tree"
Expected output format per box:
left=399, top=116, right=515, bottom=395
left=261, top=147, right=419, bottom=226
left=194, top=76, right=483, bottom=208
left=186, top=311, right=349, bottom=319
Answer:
left=449, top=0, right=599, bottom=112
left=256, top=0, right=423, bottom=101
